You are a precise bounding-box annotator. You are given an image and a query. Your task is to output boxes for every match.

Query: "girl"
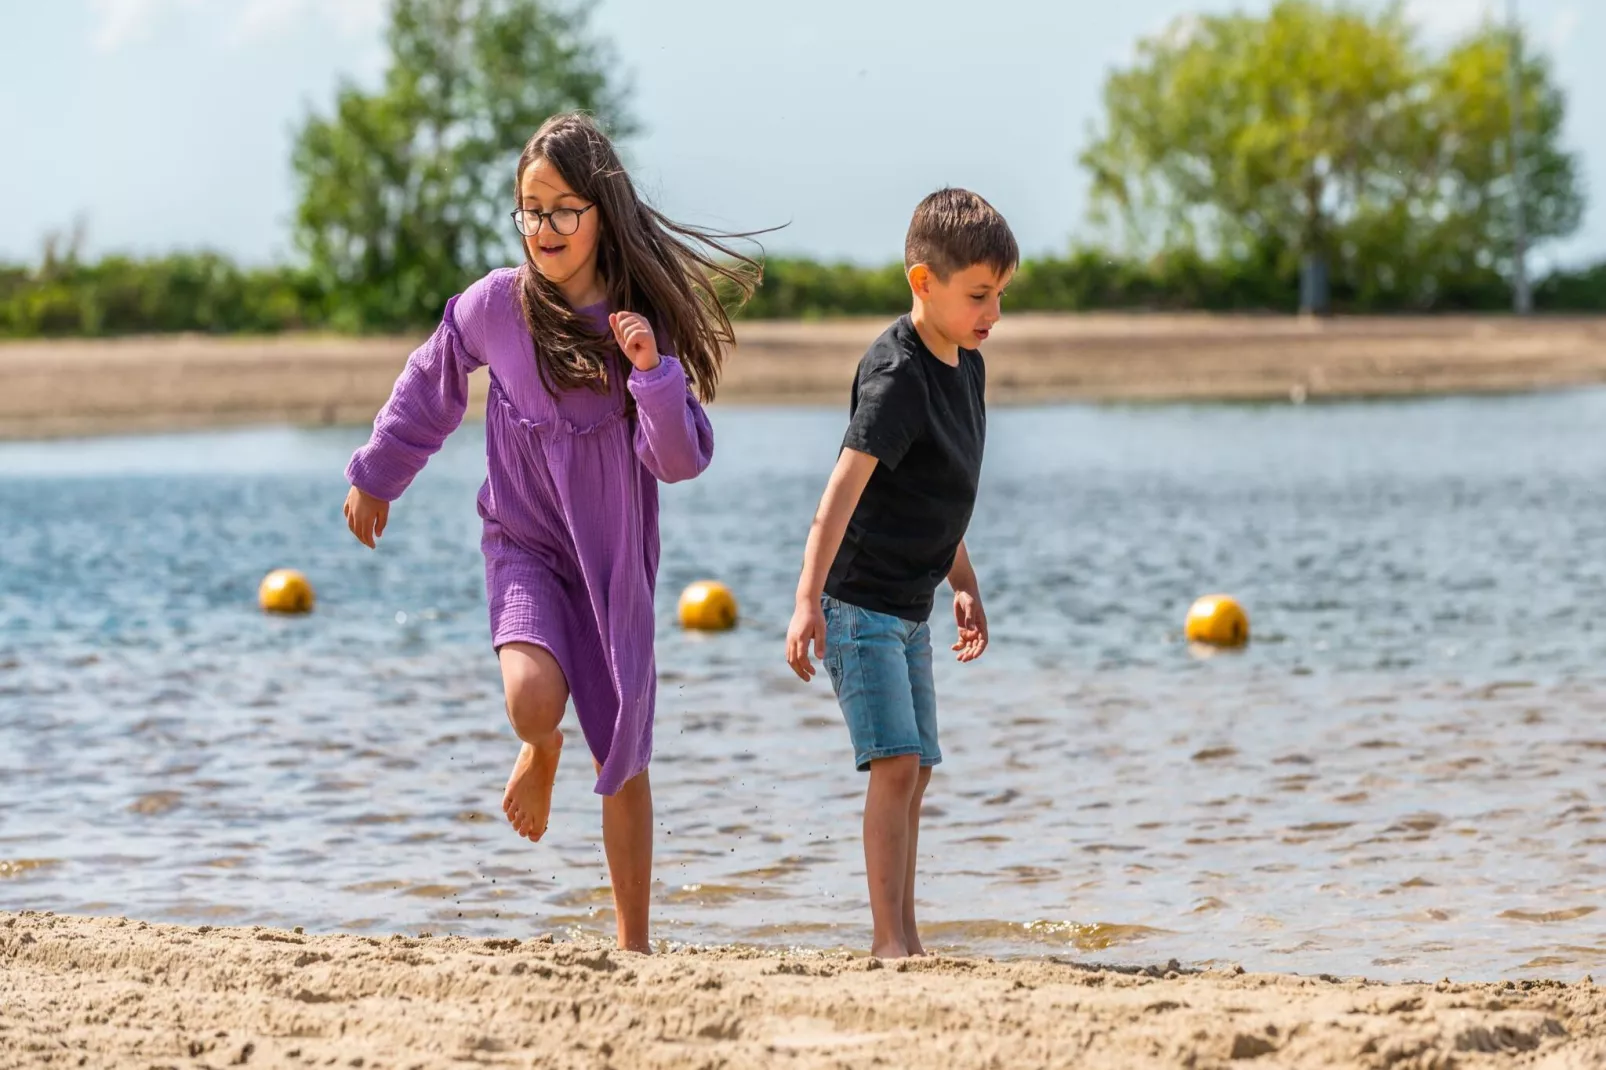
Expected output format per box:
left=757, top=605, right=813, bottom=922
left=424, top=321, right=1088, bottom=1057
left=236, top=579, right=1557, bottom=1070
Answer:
left=341, top=112, right=758, bottom=953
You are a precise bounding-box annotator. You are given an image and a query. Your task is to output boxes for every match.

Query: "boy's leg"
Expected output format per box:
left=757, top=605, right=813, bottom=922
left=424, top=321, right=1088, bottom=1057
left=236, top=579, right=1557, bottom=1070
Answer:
left=864, top=754, right=921, bottom=958
left=825, top=597, right=927, bottom=958
left=498, top=642, right=569, bottom=841
left=903, top=620, right=941, bottom=956
left=902, top=765, right=933, bottom=955
left=596, top=761, right=654, bottom=954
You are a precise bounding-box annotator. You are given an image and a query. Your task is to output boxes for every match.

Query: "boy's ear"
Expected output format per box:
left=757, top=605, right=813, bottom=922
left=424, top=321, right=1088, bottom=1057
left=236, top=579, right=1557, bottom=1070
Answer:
left=907, top=263, right=932, bottom=298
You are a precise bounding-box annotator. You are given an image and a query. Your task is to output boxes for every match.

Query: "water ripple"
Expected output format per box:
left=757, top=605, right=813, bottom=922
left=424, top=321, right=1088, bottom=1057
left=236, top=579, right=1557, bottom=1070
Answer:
left=2, top=397, right=1606, bottom=979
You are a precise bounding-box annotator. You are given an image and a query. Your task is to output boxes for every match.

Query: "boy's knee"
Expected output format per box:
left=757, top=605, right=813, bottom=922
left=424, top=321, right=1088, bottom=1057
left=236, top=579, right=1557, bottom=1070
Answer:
left=869, top=753, right=921, bottom=792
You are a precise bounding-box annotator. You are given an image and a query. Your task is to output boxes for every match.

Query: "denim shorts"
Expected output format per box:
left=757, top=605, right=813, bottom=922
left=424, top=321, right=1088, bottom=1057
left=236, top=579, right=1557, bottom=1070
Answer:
left=821, top=595, right=941, bottom=772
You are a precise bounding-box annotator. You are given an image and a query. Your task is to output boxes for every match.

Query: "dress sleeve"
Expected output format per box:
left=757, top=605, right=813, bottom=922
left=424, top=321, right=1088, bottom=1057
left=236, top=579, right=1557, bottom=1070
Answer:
left=628, top=354, right=714, bottom=484
left=345, top=293, right=486, bottom=502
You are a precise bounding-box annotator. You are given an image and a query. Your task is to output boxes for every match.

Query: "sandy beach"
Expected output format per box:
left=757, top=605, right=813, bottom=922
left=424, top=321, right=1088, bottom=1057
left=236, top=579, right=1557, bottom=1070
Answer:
left=3, top=314, right=1606, bottom=440
left=3, top=912, right=1602, bottom=1069
left=8, top=318, right=1606, bottom=1069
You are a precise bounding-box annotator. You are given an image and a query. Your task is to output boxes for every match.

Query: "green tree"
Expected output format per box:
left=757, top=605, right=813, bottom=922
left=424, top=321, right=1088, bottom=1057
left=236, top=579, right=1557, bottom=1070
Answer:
left=291, top=0, right=633, bottom=330
left=1080, top=1, right=1582, bottom=312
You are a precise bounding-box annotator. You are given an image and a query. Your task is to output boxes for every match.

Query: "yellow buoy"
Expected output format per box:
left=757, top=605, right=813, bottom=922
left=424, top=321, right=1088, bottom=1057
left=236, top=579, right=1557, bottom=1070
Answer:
left=259, top=569, right=316, bottom=615
left=678, top=580, right=737, bottom=631
left=1185, top=594, right=1248, bottom=648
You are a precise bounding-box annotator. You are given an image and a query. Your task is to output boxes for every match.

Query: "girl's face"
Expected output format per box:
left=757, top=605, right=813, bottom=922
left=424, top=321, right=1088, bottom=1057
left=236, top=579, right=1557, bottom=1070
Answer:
left=518, top=157, right=602, bottom=299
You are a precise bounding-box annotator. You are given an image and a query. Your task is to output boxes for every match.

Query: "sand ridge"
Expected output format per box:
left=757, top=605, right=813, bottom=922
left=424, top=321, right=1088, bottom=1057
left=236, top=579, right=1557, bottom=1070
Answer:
left=3, top=911, right=1604, bottom=1069
left=4, top=314, right=1606, bottom=441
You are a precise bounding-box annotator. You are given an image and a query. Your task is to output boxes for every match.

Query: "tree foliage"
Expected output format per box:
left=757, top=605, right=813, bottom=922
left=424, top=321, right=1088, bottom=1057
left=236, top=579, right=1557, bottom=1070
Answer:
left=7, top=248, right=1606, bottom=339
left=1080, top=0, right=1583, bottom=308
left=7, top=0, right=1600, bottom=336
left=291, top=0, right=633, bottom=330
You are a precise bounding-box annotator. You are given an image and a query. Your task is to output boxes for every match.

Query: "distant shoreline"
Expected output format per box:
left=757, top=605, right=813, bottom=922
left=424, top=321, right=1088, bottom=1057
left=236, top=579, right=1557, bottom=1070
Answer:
left=3, top=313, right=1605, bottom=441
left=5, top=911, right=1601, bottom=1068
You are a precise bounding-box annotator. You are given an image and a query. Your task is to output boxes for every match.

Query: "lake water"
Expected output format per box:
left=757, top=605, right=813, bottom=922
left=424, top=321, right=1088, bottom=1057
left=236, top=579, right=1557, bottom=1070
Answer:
left=1, top=395, right=1603, bottom=982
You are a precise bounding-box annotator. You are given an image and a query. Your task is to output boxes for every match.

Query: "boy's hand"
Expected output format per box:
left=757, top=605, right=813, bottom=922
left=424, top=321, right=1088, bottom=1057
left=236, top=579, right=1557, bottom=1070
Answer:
left=609, top=312, right=661, bottom=372
left=786, top=600, right=828, bottom=682
left=953, top=590, right=988, bottom=662
left=344, top=486, right=389, bottom=549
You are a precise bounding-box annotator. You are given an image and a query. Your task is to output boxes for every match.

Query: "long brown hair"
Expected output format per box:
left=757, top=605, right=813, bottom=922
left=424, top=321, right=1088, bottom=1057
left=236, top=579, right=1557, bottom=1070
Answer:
left=514, top=113, right=762, bottom=404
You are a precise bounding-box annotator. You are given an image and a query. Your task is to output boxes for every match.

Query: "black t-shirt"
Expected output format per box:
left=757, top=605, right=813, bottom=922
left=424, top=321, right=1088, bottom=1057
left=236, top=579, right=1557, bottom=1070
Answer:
left=825, top=316, right=986, bottom=622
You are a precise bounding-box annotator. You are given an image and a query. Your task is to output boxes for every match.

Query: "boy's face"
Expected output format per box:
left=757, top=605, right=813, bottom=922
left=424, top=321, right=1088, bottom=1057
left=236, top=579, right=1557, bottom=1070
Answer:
left=913, top=262, right=1013, bottom=349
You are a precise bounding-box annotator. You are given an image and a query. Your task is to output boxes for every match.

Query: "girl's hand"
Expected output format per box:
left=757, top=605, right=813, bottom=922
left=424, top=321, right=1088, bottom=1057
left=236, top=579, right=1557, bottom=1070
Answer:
left=953, top=590, right=988, bottom=662
left=344, top=485, right=389, bottom=549
left=786, top=600, right=828, bottom=682
left=609, top=311, right=662, bottom=372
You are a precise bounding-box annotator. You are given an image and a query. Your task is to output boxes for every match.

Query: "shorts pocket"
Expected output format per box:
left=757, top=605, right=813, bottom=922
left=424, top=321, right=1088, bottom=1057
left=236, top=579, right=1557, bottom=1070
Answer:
left=821, top=598, right=848, bottom=687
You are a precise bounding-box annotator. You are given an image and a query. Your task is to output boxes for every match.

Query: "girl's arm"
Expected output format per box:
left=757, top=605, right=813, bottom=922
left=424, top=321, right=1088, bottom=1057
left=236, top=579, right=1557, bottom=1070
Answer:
left=784, top=448, right=879, bottom=681
left=346, top=293, right=486, bottom=504
left=628, top=356, right=713, bottom=483
left=611, top=314, right=712, bottom=484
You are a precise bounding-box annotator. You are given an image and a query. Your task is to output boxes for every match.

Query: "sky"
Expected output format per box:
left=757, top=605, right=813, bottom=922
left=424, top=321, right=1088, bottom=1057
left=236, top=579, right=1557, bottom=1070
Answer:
left=2, top=0, right=1601, bottom=268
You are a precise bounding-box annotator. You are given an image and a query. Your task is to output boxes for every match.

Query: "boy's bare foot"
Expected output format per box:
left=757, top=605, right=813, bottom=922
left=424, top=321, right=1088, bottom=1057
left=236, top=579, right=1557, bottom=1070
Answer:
left=870, top=939, right=910, bottom=959
left=904, top=916, right=926, bottom=956
left=503, top=731, right=562, bottom=841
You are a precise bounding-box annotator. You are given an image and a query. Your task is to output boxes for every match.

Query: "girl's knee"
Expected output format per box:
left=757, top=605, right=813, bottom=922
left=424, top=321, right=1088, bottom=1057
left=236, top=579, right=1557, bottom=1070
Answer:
left=501, top=648, right=567, bottom=740
left=506, top=686, right=562, bottom=739
left=506, top=685, right=564, bottom=740
left=605, top=768, right=652, bottom=804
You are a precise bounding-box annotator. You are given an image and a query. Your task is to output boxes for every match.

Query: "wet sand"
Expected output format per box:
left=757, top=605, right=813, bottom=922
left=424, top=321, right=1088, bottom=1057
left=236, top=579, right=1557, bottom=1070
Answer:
left=3, top=314, right=1605, bottom=440
left=4, top=912, right=1602, bottom=1069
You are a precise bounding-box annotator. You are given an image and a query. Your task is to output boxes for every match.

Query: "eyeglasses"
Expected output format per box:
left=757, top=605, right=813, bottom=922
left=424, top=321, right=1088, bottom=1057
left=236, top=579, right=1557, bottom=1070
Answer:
left=510, top=204, right=595, bottom=237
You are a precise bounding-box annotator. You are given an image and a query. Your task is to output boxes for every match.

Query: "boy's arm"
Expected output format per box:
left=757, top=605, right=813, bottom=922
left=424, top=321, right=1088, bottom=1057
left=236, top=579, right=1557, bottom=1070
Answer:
left=948, top=538, right=989, bottom=662
left=948, top=538, right=980, bottom=596
left=785, top=448, right=879, bottom=681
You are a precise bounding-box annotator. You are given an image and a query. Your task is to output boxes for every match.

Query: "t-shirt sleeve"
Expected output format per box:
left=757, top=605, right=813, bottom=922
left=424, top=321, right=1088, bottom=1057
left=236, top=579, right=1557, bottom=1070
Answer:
left=842, top=354, right=927, bottom=470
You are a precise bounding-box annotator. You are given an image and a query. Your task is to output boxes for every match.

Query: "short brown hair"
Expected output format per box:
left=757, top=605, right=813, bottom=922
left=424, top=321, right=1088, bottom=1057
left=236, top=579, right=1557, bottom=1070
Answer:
left=904, top=188, right=1018, bottom=280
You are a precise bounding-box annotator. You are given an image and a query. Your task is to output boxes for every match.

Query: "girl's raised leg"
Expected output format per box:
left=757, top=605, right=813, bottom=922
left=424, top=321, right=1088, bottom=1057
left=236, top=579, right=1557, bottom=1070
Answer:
left=597, top=763, right=654, bottom=952
left=498, top=642, right=568, bottom=841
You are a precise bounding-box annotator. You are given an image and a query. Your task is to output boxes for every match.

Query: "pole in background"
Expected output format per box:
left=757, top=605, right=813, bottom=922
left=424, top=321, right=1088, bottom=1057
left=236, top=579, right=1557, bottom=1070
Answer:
left=1507, top=0, right=1532, bottom=314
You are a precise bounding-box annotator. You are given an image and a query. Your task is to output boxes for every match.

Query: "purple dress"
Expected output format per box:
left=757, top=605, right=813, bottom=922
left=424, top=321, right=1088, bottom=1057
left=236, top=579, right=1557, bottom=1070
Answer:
left=346, top=268, right=714, bottom=795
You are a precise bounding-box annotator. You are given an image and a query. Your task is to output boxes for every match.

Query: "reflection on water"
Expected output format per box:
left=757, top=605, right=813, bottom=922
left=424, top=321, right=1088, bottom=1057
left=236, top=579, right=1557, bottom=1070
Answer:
left=1, top=395, right=1604, bottom=981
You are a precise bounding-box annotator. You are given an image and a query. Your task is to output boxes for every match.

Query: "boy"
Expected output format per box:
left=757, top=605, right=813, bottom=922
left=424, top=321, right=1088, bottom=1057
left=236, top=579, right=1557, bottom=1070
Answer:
left=784, top=188, right=1016, bottom=958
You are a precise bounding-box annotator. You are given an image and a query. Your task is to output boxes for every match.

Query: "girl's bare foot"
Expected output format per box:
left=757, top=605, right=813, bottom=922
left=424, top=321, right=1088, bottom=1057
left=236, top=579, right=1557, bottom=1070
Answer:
left=870, top=939, right=911, bottom=959
left=502, top=731, right=562, bottom=841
